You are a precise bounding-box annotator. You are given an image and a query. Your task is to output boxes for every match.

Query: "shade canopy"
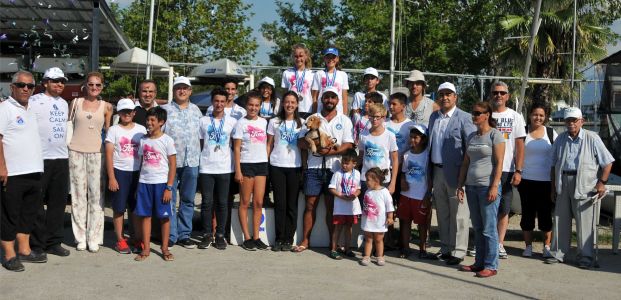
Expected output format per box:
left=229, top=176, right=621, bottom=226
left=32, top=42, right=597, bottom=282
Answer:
left=189, top=58, right=247, bottom=84
left=110, top=47, right=170, bottom=75
left=0, top=57, right=22, bottom=73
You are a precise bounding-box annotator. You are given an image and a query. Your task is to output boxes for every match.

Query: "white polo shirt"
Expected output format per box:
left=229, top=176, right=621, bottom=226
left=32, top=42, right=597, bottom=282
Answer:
left=302, top=112, right=354, bottom=172
left=29, top=93, right=69, bottom=159
left=0, top=97, right=44, bottom=175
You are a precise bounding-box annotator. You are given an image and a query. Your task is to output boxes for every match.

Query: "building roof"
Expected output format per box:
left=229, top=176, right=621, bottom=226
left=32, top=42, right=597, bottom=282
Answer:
left=596, top=49, right=621, bottom=65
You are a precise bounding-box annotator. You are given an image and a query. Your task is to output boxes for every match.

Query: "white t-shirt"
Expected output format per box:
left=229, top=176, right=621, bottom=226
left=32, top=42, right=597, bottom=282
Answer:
left=0, top=97, right=44, bottom=175
left=492, top=108, right=526, bottom=172
left=138, top=134, right=177, bottom=184
left=207, top=103, right=246, bottom=120
left=361, top=187, right=395, bottom=233
left=29, top=93, right=69, bottom=159
left=259, top=98, right=281, bottom=119
left=522, top=128, right=558, bottom=181
left=385, top=118, right=415, bottom=159
left=105, top=124, right=147, bottom=171
left=329, top=169, right=362, bottom=215
left=199, top=115, right=237, bottom=174
left=282, top=68, right=315, bottom=113
left=302, top=112, right=354, bottom=172
left=353, top=116, right=371, bottom=144
left=401, top=148, right=430, bottom=200
left=358, top=129, right=398, bottom=183
left=232, top=117, right=268, bottom=163
left=312, top=70, right=349, bottom=113
left=267, top=118, right=305, bottom=168
left=351, top=91, right=388, bottom=114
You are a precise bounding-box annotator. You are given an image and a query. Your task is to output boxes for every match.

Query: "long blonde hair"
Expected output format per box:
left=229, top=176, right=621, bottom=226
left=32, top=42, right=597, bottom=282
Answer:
left=291, top=43, right=312, bottom=69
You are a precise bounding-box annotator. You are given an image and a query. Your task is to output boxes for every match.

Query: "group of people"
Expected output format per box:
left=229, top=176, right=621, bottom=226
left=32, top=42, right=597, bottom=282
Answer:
left=0, top=45, right=614, bottom=277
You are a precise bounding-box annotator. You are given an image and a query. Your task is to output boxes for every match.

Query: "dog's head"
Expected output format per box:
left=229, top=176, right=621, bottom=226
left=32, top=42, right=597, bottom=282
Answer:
left=305, top=115, right=322, bottom=130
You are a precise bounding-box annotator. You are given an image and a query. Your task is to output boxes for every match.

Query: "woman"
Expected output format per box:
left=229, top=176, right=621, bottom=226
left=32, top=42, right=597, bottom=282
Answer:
left=266, top=91, right=305, bottom=251
left=281, top=43, right=314, bottom=119
left=68, top=72, right=113, bottom=252
left=257, top=77, right=280, bottom=121
left=456, top=101, right=505, bottom=278
left=517, top=101, right=556, bottom=258
left=311, top=46, right=349, bottom=114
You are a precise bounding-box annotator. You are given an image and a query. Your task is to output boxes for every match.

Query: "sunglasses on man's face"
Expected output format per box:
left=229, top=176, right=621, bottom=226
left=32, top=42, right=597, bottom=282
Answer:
left=492, top=91, right=508, bottom=96
left=13, top=82, right=36, bottom=90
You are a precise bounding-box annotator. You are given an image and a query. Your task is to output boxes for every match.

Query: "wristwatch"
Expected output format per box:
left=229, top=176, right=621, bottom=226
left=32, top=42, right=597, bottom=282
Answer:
left=598, top=178, right=608, bottom=185
left=165, top=185, right=173, bottom=191
left=515, top=169, right=523, bottom=174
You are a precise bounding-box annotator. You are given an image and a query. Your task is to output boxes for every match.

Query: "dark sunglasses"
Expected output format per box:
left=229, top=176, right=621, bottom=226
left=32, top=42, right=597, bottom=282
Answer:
left=472, top=110, right=487, bottom=117
left=492, top=91, right=508, bottom=96
left=87, top=83, right=103, bottom=88
left=13, top=82, right=36, bottom=90
left=49, top=79, right=66, bottom=84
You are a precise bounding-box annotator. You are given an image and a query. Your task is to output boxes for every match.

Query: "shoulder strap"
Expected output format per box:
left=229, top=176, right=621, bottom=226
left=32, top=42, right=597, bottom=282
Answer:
left=546, top=126, right=554, bottom=144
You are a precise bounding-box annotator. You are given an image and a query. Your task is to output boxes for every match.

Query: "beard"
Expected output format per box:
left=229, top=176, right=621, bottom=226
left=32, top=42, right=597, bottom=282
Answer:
left=322, top=101, right=336, bottom=112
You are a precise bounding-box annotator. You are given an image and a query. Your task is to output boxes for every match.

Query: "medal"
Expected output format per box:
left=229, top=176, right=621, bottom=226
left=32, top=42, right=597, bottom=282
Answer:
left=341, top=171, right=353, bottom=196
left=210, top=114, right=225, bottom=152
left=282, top=120, right=296, bottom=153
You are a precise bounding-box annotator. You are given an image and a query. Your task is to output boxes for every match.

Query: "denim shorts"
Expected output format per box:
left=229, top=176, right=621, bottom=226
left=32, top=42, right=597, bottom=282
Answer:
left=304, top=168, right=333, bottom=196
left=498, top=172, right=514, bottom=215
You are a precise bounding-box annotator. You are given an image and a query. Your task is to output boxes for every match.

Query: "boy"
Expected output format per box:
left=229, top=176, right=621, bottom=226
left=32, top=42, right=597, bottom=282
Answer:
left=351, top=67, right=388, bottom=126
left=353, top=92, right=385, bottom=145
left=134, top=107, right=177, bottom=261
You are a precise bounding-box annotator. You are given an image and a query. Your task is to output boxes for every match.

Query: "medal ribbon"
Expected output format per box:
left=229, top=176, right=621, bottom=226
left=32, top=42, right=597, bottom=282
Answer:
left=295, top=68, right=306, bottom=93
left=209, top=114, right=225, bottom=145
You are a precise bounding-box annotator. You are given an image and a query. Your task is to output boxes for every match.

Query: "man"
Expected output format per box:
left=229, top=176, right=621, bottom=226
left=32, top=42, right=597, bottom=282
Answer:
left=29, top=67, right=71, bottom=257
left=162, top=76, right=203, bottom=248
left=428, top=82, right=476, bottom=265
left=133, top=79, right=158, bottom=127
left=0, top=71, right=47, bottom=272
left=403, top=70, right=439, bottom=126
left=490, top=81, right=526, bottom=259
left=546, top=107, right=613, bottom=269
left=208, top=79, right=246, bottom=120
left=293, top=86, right=354, bottom=252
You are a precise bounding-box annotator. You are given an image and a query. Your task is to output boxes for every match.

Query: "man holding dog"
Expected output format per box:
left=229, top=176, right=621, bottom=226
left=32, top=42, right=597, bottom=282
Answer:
left=294, top=86, right=354, bottom=252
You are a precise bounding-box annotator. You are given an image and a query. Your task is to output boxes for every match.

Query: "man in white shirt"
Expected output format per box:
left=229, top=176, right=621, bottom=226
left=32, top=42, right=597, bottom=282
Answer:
left=0, top=71, right=47, bottom=272
left=29, top=67, right=71, bottom=257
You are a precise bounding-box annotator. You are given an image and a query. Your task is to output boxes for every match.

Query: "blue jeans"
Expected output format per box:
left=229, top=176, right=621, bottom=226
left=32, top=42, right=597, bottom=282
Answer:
left=465, top=185, right=501, bottom=270
left=170, top=166, right=199, bottom=242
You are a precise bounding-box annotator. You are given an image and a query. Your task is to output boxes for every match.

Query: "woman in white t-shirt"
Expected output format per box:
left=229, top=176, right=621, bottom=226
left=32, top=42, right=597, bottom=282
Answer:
left=257, top=77, right=280, bottom=121
left=517, top=102, right=557, bottom=258
left=281, top=43, right=314, bottom=119
left=233, top=92, right=269, bottom=251
left=311, top=46, right=349, bottom=114
left=197, top=89, right=237, bottom=250
left=360, top=168, right=395, bottom=266
left=266, top=91, right=305, bottom=251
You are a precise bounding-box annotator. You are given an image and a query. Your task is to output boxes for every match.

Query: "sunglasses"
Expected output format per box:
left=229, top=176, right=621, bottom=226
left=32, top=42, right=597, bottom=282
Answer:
left=13, top=82, right=36, bottom=90
left=472, top=110, right=487, bottom=117
left=492, top=91, right=508, bottom=96
left=87, top=83, right=103, bottom=88
left=49, top=79, right=66, bottom=84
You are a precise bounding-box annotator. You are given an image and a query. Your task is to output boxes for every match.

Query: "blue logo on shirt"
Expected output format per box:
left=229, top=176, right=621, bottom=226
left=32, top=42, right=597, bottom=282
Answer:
left=387, top=127, right=405, bottom=149
left=16, top=116, right=24, bottom=125
left=335, top=124, right=343, bottom=130
left=207, top=125, right=228, bottom=146
left=406, top=162, right=425, bottom=182
left=364, top=141, right=384, bottom=163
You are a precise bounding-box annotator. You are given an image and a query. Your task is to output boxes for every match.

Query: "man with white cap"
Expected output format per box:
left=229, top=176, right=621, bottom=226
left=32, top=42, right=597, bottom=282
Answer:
left=294, top=86, right=354, bottom=252
left=427, top=82, right=476, bottom=265
left=403, top=70, right=439, bottom=126
left=29, top=67, right=71, bottom=257
left=162, top=76, right=203, bottom=248
left=545, top=107, right=614, bottom=269
left=351, top=67, right=388, bottom=125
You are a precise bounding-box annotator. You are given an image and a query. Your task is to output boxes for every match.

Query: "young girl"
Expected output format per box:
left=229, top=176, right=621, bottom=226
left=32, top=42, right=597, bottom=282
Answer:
left=311, top=46, right=349, bottom=114
left=328, top=150, right=361, bottom=260
left=257, top=77, right=280, bottom=121
left=233, top=91, right=269, bottom=251
left=399, top=125, right=434, bottom=259
left=281, top=43, right=314, bottom=119
left=105, top=99, right=146, bottom=254
left=361, top=167, right=395, bottom=266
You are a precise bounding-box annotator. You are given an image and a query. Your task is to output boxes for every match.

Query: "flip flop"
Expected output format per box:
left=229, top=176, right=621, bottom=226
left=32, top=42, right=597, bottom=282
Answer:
left=292, top=245, right=307, bottom=253
left=162, top=250, right=174, bottom=262
left=134, top=253, right=149, bottom=262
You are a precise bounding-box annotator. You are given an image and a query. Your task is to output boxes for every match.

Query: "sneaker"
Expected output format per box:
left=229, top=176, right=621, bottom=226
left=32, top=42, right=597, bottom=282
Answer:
left=499, top=244, right=508, bottom=259
left=544, top=257, right=560, bottom=264
left=19, top=251, right=47, bottom=263
left=115, top=240, right=131, bottom=254
left=281, top=242, right=293, bottom=252
left=46, top=244, right=70, bottom=257
left=522, top=245, right=533, bottom=257
left=359, top=256, right=371, bottom=266
left=543, top=246, right=553, bottom=258
left=272, top=241, right=282, bottom=252
left=214, top=235, right=227, bottom=250
left=376, top=256, right=386, bottom=266
left=198, top=236, right=213, bottom=249
left=88, top=245, right=100, bottom=253
left=2, top=257, right=24, bottom=272
left=254, top=239, right=268, bottom=250
left=330, top=250, right=343, bottom=260
left=177, top=238, right=197, bottom=249
left=76, top=242, right=87, bottom=251
left=467, top=247, right=476, bottom=257
left=242, top=239, right=257, bottom=251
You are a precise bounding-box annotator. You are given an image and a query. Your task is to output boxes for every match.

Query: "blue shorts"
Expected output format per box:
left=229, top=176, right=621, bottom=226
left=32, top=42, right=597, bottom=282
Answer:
left=135, top=183, right=173, bottom=219
left=304, top=168, right=333, bottom=196
left=109, top=169, right=139, bottom=214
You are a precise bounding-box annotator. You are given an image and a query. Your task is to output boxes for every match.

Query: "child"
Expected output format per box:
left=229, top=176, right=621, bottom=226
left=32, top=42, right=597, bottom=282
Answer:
left=328, top=149, right=361, bottom=260
left=351, top=67, right=388, bottom=125
left=233, top=91, right=269, bottom=251
left=385, top=92, right=415, bottom=161
left=257, top=77, right=280, bottom=121
left=360, top=167, right=395, bottom=266
left=281, top=43, right=314, bottom=119
left=353, top=92, right=386, bottom=145
left=311, top=46, right=349, bottom=114
left=134, top=107, right=177, bottom=262
left=399, top=125, right=434, bottom=259
left=105, top=98, right=147, bottom=254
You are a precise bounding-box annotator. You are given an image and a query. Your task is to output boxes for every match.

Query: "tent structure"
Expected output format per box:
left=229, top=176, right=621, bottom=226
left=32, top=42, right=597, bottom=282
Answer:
left=189, top=58, right=248, bottom=84
left=32, top=57, right=87, bottom=74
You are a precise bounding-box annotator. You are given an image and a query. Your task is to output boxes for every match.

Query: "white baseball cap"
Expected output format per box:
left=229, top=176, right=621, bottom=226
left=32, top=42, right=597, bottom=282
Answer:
left=257, top=76, right=276, bottom=89
left=116, top=98, right=136, bottom=111
left=564, top=107, right=582, bottom=119
left=363, top=67, right=379, bottom=78
left=437, top=82, right=457, bottom=94
left=320, top=86, right=341, bottom=100
left=403, top=70, right=425, bottom=85
left=43, top=67, right=68, bottom=80
left=173, top=76, right=191, bottom=87
left=411, top=124, right=428, bottom=136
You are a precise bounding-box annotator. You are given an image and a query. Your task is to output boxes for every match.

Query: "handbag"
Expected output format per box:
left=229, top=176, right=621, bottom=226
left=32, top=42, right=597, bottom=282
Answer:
left=66, top=98, right=81, bottom=146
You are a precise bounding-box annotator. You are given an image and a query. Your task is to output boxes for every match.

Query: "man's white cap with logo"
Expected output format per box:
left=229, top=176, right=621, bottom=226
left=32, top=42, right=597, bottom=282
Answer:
left=403, top=70, right=426, bottom=86
left=173, top=76, right=191, bottom=87
left=411, top=124, right=428, bottom=136
left=43, top=67, right=68, bottom=80
left=437, top=82, right=457, bottom=94
left=320, top=86, right=341, bottom=101
left=564, top=107, right=582, bottom=119
left=257, top=77, right=276, bottom=88
left=363, top=67, right=380, bottom=78
left=116, top=98, right=136, bottom=111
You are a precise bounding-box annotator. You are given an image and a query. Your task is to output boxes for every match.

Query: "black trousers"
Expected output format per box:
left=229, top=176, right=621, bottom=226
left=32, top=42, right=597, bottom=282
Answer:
left=199, top=173, right=230, bottom=236
left=1, top=173, right=42, bottom=241
left=270, top=165, right=301, bottom=244
left=517, top=179, right=553, bottom=232
left=30, top=159, right=69, bottom=249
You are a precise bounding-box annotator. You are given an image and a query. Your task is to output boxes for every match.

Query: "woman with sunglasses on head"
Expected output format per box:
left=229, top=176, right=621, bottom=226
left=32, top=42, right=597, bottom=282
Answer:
left=67, top=72, right=113, bottom=253
left=282, top=43, right=314, bottom=119
left=456, top=101, right=505, bottom=278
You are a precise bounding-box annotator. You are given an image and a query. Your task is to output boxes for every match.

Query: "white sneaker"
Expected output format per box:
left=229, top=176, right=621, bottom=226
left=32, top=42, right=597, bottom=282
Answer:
left=76, top=242, right=87, bottom=251
left=467, top=247, right=476, bottom=257
left=543, top=245, right=553, bottom=258
left=499, top=244, right=508, bottom=259
left=522, top=245, right=533, bottom=257
left=88, top=244, right=100, bottom=253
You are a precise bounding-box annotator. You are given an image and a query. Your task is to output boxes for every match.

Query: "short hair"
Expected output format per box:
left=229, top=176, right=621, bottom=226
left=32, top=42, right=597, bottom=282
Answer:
left=341, top=149, right=358, bottom=164
left=11, top=70, right=33, bottom=83
left=146, top=106, right=167, bottom=123
left=389, top=92, right=408, bottom=105
left=86, top=71, right=105, bottom=84
left=222, top=79, right=238, bottom=87
left=490, top=81, right=509, bottom=93
left=244, top=90, right=262, bottom=107
left=211, top=87, right=228, bottom=100
left=365, top=92, right=384, bottom=104
left=365, top=167, right=388, bottom=183
left=368, top=103, right=387, bottom=116
left=140, top=79, right=158, bottom=90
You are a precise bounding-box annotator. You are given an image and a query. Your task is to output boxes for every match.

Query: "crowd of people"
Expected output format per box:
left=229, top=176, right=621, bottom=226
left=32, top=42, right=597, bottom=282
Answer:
left=0, top=45, right=614, bottom=278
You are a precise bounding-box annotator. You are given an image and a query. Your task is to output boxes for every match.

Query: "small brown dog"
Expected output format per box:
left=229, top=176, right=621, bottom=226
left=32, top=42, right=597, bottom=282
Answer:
left=304, top=115, right=336, bottom=155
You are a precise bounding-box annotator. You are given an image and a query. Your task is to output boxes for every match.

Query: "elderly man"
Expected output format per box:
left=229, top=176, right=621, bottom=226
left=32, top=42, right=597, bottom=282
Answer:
left=428, top=82, right=476, bottom=265
left=403, top=70, right=439, bottom=126
left=29, top=67, right=71, bottom=257
left=133, top=79, right=159, bottom=127
left=0, top=71, right=47, bottom=272
left=163, top=76, right=203, bottom=248
left=545, top=107, right=614, bottom=269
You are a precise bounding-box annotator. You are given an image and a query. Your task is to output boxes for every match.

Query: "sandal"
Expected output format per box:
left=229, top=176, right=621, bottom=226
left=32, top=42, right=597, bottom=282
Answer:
left=134, top=252, right=149, bottom=262
left=376, top=256, right=386, bottom=266
left=292, top=245, right=307, bottom=253
left=162, top=250, right=174, bottom=262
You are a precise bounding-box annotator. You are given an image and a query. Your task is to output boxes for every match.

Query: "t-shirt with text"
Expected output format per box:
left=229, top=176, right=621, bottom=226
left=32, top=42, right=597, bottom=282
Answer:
left=267, top=118, right=305, bottom=168
left=358, top=130, right=398, bottom=183
left=138, top=134, right=177, bottom=184
left=492, top=108, right=526, bottom=172
left=232, top=117, right=268, bottom=163
left=199, top=115, right=237, bottom=174
left=361, top=187, right=394, bottom=232
left=401, top=148, right=430, bottom=200
left=105, top=124, right=147, bottom=171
